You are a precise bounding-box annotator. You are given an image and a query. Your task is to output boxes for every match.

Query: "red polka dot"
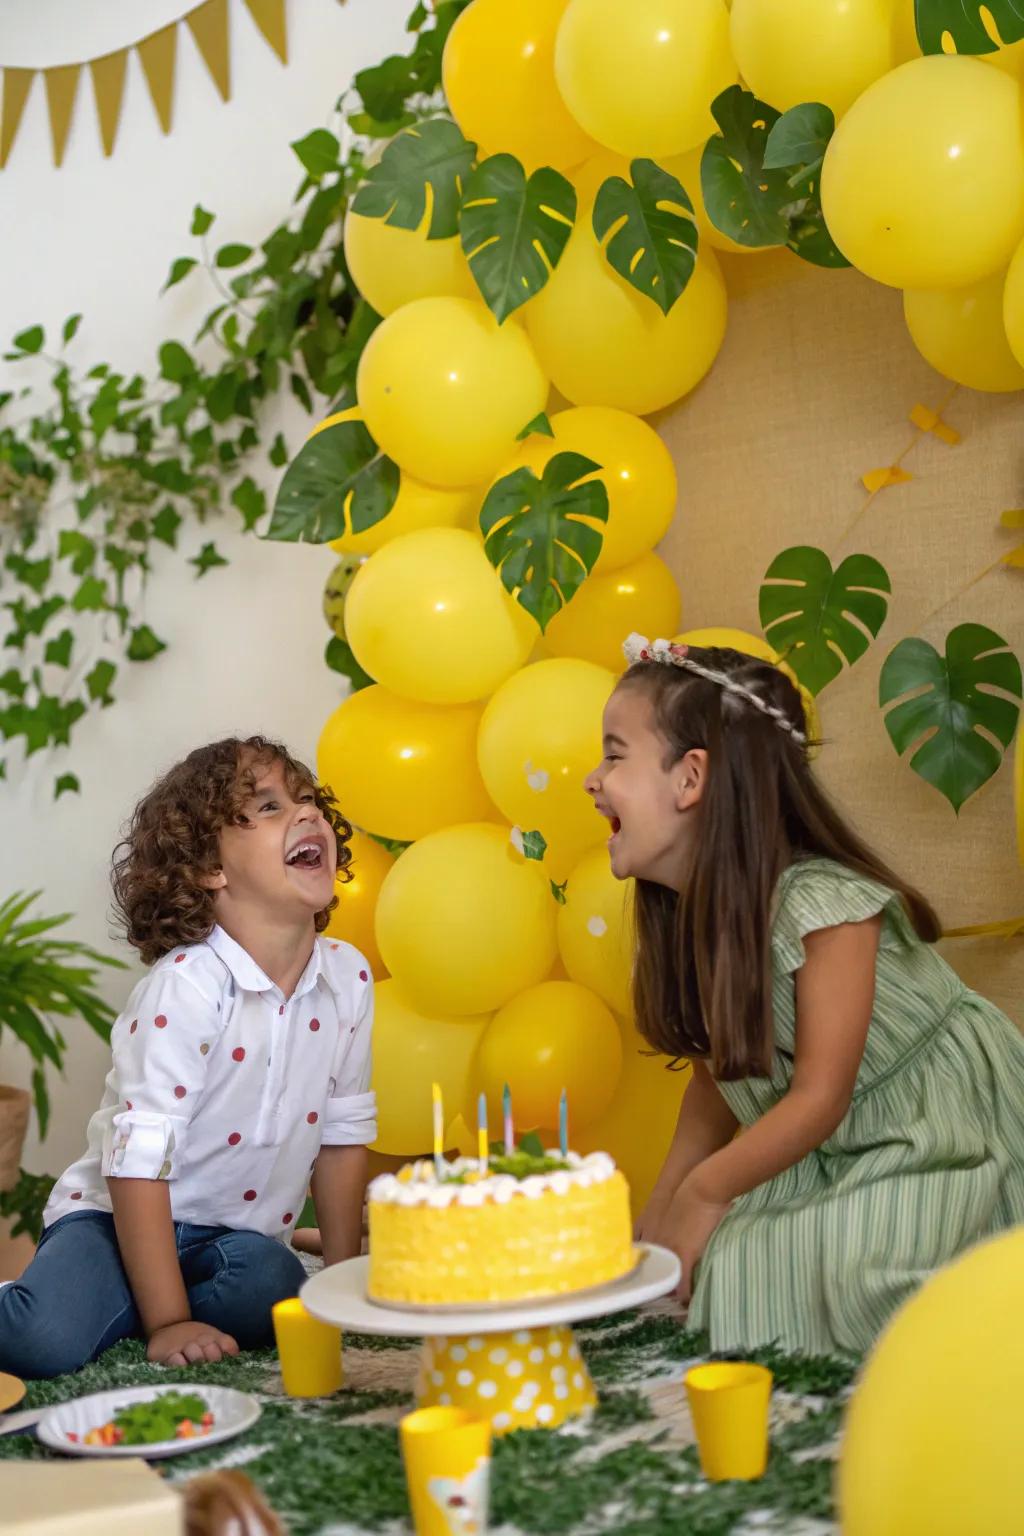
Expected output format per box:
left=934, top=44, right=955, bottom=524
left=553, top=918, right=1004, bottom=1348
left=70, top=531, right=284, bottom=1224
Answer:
left=174, top=953, right=186, bottom=964
left=306, top=1111, right=319, bottom=1125
left=279, top=1005, right=284, bottom=1015
left=227, top=1132, right=242, bottom=1146
left=174, top=1085, right=187, bottom=1099
left=359, top=970, right=368, bottom=983
left=129, top=1019, right=138, bottom=1034
left=309, top=1018, right=320, bottom=1032
left=243, top=1189, right=257, bottom=1202
left=70, top=1191, right=82, bottom=1200
left=232, top=1047, right=245, bottom=1062
left=154, top=1015, right=167, bottom=1029
left=126, top=1100, right=133, bottom=1110
left=282, top=1212, right=293, bottom=1225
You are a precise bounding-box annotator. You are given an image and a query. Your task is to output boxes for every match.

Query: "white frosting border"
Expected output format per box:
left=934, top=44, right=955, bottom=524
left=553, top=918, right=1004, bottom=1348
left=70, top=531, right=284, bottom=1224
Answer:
left=369, top=1150, right=617, bottom=1209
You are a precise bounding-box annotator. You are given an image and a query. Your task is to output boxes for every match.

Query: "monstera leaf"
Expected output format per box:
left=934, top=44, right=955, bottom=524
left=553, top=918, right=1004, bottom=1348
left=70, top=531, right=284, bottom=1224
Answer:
left=592, top=159, right=698, bottom=314
left=266, top=417, right=399, bottom=543
left=481, top=451, right=608, bottom=631
left=915, top=0, right=1024, bottom=53
left=763, top=102, right=848, bottom=269
left=880, top=625, right=1022, bottom=812
left=759, top=547, right=891, bottom=695
left=350, top=118, right=476, bottom=238
left=460, top=155, right=576, bottom=322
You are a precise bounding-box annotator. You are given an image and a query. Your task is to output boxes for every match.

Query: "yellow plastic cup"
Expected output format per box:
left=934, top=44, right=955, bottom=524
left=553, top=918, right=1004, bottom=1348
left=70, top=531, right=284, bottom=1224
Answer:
left=400, top=1405, right=492, bottom=1536
left=272, top=1298, right=343, bottom=1397
left=684, top=1362, right=772, bottom=1481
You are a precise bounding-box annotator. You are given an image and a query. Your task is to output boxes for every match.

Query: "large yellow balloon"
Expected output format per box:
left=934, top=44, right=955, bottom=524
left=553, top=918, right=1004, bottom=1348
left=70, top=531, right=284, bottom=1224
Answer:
left=577, top=1021, right=690, bottom=1213
left=318, top=686, right=495, bottom=842
left=344, top=529, right=537, bottom=704
left=674, top=625, right=822, bottom=750
left=666, top=144, right=773, bottom=256
left=477, top=658, right=615, bottom=872
left=556, top=845, right=634, bottom=1015
left=375, top=823, right=557, bottom=1014
left=343, top=206, right=477, bottom=319
left=371, top=980, right=489, bottom=1156
left=1001, top=234, right=1024, bottom=370
left=476, top=980, right=623, bottom=1131
left=820, top=57, right=1024, bottom=290
left=730, top=0, right=896, bottom=119
left=542, top=553, right=682, bottom=673
left=838, top=1227, right=1024, bottom=1535
left=442, top=0, right=598, bottom=172
left=324, top=831, right=394, bottom=978
left=904, top=270, right=1024, bottom=393
left=491, top=407, right=677, bottom=572
left=357, top=297, right=548, bottom=488
left=554, top=0, right=735, bottom=158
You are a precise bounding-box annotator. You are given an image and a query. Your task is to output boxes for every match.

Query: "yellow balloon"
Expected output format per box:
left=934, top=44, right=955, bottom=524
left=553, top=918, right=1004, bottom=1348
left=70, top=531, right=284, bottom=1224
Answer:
left=904, top=270, right=1024, bottom=393
left=344, top=528, right=537, bottom=704
left=542, top=553, right=682, bottom=673
left=371, top=980, right=489, bottom=1156
left=666, top=144, right=773, bottom=256
left=820, top=56, right=1024, bottom=289
left=889, top=1, right=920, bottom=64
left=554, top=0, right=736, bottom=158
left=577, top=1021, right=690, bottom=1213
left=838, top=1228, right=1024, bottom=1535
left=325, top=830, right=394, bottom=977
left=1001, top=234, right=1024, bottom=369
left=375, top=823, right=557, bottom=1014
left=730, top=0, right=896, bottom=119
left=674, top=625, right=822, bottom=750
left=343, top=206, right=477, bottom=318
left=476, top=980, right=623, bottom=1131
left=318, top=686, right=495, bottom=842
left=357, top=297, right=548, bottom=488
left=556, top=845, right=634, bottom=1015
left=491, top=406, right=678, bottom=572
left=442, top=0, right=598, bottom=172
left=477, top=658, right=615, bottom=870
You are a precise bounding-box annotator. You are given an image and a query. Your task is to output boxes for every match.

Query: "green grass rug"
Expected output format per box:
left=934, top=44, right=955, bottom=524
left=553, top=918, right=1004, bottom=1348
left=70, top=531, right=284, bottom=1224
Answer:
left=0, top=1309, right=853, bottom=1535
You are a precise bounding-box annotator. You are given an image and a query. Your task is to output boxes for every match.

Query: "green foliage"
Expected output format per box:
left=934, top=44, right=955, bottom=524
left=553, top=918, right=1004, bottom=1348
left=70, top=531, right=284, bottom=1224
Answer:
left=759, top=546, right=891, bottom=695
left=267, top=417, right=400, bottom=543
left=460, top=155, right=576, bottom=321
left=0, top=1167, right=55, bottom=1243
left=880, top=624, right=1022, bottom=811
left=351, top=118, right=476, bottom=238
left=593, top=159, right=697, bottom=314
left=915, top=0, right=1024, bottom=53
left=325, top=635, right=374, bottom=692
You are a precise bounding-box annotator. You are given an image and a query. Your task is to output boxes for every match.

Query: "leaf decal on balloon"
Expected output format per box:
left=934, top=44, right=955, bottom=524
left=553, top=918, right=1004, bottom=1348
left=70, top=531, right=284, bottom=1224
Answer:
left=879, top=625, right=1022, bottom=812
left=759, top=546, right=891, bottom=695
left=592, top=158, right=698, bottom=314
left=914, top=0, right=1024, bottom=55
left=460, top=155, right=577, bottom=322
left=481, top=451, right=609, bottom=632
left=265, top=417, right=399, bottom=543
left=350, top=118, right=477, bottom=239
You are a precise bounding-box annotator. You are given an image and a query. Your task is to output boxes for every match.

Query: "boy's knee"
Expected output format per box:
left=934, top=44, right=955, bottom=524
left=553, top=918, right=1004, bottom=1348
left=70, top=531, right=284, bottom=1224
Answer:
left=0, top=1288, right=91, bottom=1379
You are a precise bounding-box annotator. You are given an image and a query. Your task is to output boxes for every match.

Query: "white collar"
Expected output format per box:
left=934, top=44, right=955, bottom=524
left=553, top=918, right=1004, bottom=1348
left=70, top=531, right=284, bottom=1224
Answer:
left=206, top=925, right=323, bottom=998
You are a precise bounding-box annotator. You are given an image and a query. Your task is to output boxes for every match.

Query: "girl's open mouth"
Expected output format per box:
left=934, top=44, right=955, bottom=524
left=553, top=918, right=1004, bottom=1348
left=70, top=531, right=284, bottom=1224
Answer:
left=608, top=816, right=621, bottom=841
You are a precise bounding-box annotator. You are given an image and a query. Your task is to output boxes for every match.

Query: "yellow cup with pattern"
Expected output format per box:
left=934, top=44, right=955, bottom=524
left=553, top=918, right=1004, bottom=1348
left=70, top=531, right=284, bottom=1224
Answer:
left=685, top=1362, right=772, bottom=1481
left=400, top=1406, right=492, bottom=1536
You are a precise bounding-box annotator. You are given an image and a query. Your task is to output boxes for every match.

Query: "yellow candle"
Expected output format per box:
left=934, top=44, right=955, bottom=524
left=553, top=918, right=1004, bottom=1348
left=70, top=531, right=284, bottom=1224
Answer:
left=272, top=1298, right=343, bottom=1398
left=432, top=1080, right=444, bottom=1174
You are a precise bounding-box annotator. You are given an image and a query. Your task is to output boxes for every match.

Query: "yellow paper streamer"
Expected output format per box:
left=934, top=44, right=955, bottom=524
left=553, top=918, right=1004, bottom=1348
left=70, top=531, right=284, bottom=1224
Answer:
left=0, top=68, right=35, bottom=168
left=44, top=64, right=81, bottom=167
left=137, top=23, right=178, bottom=135
left=943, top=917, right=1024, bottom=939
left=243, top=0, right=289, bottom=64
left=89, top=50, right=128, bottom=158
left=860, top=466, right=913, bottom=493
left=186, top=0, right=231, bottom=102
left=909, top=403, right=961, bottom=445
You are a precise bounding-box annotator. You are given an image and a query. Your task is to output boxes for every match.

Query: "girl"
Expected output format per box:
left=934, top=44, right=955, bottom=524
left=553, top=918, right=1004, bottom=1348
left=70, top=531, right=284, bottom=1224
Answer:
left=585, top=635, right=1024, bottom=1356
left=0, top=736, right=375, bottom=1379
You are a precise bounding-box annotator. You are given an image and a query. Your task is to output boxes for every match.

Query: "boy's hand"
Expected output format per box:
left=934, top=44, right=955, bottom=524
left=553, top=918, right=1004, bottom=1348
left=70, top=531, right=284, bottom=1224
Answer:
left=147, top=1320, right=239, bottom=1367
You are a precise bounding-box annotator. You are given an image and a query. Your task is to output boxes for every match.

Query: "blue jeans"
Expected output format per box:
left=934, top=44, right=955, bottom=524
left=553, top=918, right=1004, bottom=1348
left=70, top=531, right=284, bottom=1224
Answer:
left=0, top=1209, right=306, bottom=1379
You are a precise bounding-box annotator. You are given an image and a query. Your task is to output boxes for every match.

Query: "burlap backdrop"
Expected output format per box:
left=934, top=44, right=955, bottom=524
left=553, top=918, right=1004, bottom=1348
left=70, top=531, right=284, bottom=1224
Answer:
left=656, top=248, right=1023, bottom=1022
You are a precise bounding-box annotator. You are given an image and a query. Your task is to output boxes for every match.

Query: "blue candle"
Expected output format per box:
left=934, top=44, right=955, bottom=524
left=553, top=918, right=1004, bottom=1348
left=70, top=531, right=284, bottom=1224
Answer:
left=503, top=1082, right=513, bottom=1156
left=559, top=1088, right=568, bottom=1157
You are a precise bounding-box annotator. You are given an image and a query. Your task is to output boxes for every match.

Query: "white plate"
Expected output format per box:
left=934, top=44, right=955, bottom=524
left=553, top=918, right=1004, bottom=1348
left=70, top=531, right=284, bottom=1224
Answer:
left=302, top=1243, right=681, bottom=1338
left=37, top=1384, right=261, bottom=1460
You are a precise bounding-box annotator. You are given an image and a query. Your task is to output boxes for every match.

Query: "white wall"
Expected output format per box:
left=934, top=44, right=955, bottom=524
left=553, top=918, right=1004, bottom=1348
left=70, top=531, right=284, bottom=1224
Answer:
left=0, top=0, right=411, bottom=1174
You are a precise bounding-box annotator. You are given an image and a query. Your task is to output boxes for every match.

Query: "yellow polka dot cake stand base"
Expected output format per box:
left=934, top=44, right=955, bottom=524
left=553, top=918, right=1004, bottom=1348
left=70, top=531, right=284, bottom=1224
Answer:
left=301, top=1247, right=680, bottom=1436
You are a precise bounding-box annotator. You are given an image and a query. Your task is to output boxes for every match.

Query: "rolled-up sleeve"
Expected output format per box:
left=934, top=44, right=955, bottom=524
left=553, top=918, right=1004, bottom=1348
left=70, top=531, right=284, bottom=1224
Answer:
left=321, top=972, right=376, bottom=1147
left=101, top=967, right=217, bottom=1181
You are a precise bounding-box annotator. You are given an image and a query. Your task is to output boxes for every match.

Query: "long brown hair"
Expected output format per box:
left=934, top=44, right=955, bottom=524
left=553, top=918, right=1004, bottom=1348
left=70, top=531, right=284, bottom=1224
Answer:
left=625, top=648, right=940, bottom=1080
left=112, top=735, right=353, bottom=964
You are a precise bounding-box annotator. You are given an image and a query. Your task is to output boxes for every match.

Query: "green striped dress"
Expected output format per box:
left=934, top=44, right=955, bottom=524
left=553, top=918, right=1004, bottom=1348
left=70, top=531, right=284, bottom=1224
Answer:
left=687, top=857, right=1024, bottom=1356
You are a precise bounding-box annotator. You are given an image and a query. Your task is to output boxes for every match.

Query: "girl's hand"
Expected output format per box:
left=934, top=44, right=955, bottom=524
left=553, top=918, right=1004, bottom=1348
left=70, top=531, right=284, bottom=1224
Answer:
left=147, top=1320, right=239, bottom=1367
left=665, top=1176, right=732, bottom=1305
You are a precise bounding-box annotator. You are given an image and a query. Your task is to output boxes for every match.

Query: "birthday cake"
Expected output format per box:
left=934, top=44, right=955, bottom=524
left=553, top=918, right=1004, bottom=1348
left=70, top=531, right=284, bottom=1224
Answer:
left=367, top=1149, right=634, bottom=1307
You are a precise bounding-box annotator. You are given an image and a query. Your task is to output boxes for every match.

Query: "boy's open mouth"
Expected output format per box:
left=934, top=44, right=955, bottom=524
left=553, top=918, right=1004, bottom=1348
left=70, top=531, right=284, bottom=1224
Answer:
left=607, top=815, right=621, bottom=840
left=285, top=838, right=326, bottom=871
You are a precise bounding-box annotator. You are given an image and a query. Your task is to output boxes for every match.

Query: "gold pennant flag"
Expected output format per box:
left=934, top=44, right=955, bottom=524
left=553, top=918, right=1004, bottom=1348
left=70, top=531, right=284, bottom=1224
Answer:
left=44, top=64, right=81, bottom=167
left=187, top=0, right=231, bottom=101
left=1, top=68, right=35, bottom=168
left=89, top=50, right=128, bottom=157
left=137, top=22, right=178, bottom=135
left=243, top=0, right=288, bottom=64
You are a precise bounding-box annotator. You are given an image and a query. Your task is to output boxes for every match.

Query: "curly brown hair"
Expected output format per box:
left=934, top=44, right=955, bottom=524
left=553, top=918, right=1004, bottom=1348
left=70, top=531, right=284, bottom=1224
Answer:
left=112, top=736, right=353, bottom=965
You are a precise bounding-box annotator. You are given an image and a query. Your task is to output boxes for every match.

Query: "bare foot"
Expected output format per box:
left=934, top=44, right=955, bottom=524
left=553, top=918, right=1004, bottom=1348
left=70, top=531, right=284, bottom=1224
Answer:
left=291, top=1227, right=324, bottom=1256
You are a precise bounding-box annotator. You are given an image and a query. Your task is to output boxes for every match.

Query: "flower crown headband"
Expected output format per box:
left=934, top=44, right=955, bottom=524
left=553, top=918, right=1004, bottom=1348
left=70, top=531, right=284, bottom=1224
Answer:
left=622, top=633, right=807, bottom=745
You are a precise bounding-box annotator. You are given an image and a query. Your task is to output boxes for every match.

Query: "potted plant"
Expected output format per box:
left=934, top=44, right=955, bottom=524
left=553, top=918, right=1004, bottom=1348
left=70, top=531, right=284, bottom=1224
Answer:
left=0, top=890, right=124, bottom=1243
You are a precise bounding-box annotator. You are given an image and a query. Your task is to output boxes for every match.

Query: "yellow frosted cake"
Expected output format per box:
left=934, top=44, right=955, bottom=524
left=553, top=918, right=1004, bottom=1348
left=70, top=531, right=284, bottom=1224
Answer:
left=367, top=1150, right=634, bottom=1306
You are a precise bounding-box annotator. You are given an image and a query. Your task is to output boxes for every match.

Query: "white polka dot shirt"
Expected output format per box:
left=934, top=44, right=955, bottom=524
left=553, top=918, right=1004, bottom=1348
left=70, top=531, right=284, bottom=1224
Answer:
left=43, top=925, right=376, bottom=1241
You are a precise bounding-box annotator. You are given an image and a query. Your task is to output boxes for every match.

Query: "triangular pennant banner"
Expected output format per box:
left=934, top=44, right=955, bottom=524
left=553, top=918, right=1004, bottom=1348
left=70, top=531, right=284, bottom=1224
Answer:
left=89, top=50, right=128, bottom=157
left=137, top=22, right=177, bottom=134
left=187, top=0, right=231, bottom=101
left=243, top=0, right=288, bottom=64
left=44, top=64, right=81, bottom=167
left=1, top=68, right=35, bottom=168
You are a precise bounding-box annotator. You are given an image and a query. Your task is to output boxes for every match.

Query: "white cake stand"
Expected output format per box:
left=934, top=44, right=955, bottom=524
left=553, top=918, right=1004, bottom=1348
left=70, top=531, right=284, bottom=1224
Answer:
left=302, top=1246, right=680, bottom=1434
